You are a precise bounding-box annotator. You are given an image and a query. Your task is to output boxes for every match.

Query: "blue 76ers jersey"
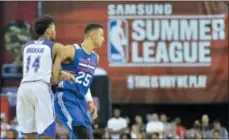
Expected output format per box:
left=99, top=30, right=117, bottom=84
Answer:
left=57, top=44, right=98, bottom=97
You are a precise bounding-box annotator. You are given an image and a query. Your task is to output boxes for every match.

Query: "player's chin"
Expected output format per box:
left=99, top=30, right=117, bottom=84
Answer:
left=51, top=38, right=56, bottom=42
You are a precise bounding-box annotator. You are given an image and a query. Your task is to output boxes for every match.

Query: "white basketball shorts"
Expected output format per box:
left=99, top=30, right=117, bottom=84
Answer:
left=16, top=81, right=55, bottom=136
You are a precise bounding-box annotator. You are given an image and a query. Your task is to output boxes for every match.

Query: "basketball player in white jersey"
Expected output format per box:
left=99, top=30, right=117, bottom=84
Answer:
left=16, top=15, right=73, bottom=139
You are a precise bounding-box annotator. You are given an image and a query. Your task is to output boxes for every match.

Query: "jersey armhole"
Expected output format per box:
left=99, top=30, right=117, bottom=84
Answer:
left=93, top=52, right=99, bottom=64
left=43, top=40, right=55, bottom=62
left=72, top=43, right=81, bottom=59
left=73, top=44, right=81, bottom=50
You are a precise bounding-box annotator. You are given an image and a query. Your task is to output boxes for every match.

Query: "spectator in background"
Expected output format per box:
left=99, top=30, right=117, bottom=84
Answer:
left=134, top=115, right=146, bottom=132
left=212, top=129, right=221, bottom=139
left=151, top=132, right=160, bottom=139
left=160, top=114, right=174, bottom=138
left=0, top=113, right=11, bottom=138
left=131, top=115, right=146, bottom=138
left=136, top=132, right=145, bottom=139
left=9, top=117, right=22, bottom=138
left=120, top=133, right=130, bottom=139
left=187, top=120, right=201, bottom=138
left=146, top=113, right=164, bottom=138
left=174, top=117, right=187, bottom=139
left=107, top=109, right=127, bottom=139
left=56, top=120, right=69, bottom=139
left=130, top=125, right=140, bottom=139
left=102, top=131, right=111, bottom=140
left=201, top=114, right=212, bottom=138
left=212, top=120, right=228, bottom=139
left=92, top=118, right=103, bottom=139
left=194, top=131, right=202, bottom=140
left=5, top=129, right=18, bottom=139
left=10, top=117, right=18, bottom=131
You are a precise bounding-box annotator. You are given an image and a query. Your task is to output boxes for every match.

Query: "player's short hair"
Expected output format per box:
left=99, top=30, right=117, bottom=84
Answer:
left=34, top=15, right=54, bottom=36
left=84, top=23, right=103, bottom=34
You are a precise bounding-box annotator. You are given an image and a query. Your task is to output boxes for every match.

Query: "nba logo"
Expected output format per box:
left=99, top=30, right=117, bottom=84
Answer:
left=108, top=19, right=128, bottom=63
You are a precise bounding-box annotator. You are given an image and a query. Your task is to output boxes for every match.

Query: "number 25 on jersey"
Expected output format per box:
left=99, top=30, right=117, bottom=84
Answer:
left=75, top=71, right=92, bottom=87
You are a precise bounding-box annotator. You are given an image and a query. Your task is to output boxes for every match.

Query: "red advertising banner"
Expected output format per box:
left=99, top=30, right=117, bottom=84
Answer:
left=42, top=2, right=228, bottom=103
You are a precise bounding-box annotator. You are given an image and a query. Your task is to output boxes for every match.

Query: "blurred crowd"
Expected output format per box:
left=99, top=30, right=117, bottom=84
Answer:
left=1, top=109, right=228, bottom=139
left=98, top=109, right=228, bottom=139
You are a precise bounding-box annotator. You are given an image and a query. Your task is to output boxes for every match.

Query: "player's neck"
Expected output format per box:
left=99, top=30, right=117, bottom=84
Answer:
left=81, top=40, right=94, bottom=54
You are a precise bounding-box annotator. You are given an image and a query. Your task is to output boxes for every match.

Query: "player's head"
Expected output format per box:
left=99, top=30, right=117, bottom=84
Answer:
left=34, top=15, right=56, bottom=41
left=84, top=23, right=105, bottom=48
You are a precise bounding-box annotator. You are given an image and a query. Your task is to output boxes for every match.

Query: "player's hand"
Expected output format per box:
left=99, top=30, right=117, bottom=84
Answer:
left=88, top=102, right=98, bottom=120
left=60, top=71, right=75, bottom=82
left=92, top=107, right=98, bottom=120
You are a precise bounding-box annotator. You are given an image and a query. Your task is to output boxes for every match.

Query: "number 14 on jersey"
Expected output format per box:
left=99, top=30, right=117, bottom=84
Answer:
left=26, top=55, right=40, bottom=73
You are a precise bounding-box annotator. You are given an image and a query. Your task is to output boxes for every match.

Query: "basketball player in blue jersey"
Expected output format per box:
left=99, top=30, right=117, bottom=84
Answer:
left=54, top=23, right=105, bottom=139
left=16, top=15, right=74, bottom=139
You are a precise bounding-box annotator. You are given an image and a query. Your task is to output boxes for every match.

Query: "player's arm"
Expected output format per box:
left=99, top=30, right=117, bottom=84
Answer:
left=58, top=45, right=76, bottom=80
left=51, top=43, right=75, bottom=85
left=61, top=44, right=75, bottom=64
left=86, top=89, right=97, bottom=120
left=85, top=89, right=94, bottom=113
left=51, top=43, right=63, bottom=85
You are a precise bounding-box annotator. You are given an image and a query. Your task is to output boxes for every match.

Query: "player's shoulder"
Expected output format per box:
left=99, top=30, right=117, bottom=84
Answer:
left=53, top=42, right=63, bottom=47
left=43, top=39, right=55, bottom=46
left=24, top=39, right=56, bottom=47
left=52, top=42, right=64, bottom=50
left=61, top=44, right=78, bottom=53
left=94, top=52, right=99, bottom=60
left=51, top=42, right=65, bottom=56
left=23, top=40, right=34, bottom=47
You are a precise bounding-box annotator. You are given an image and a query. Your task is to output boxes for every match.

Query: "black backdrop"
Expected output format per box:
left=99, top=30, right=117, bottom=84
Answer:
left=91, top=74, right=112, bottom=128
